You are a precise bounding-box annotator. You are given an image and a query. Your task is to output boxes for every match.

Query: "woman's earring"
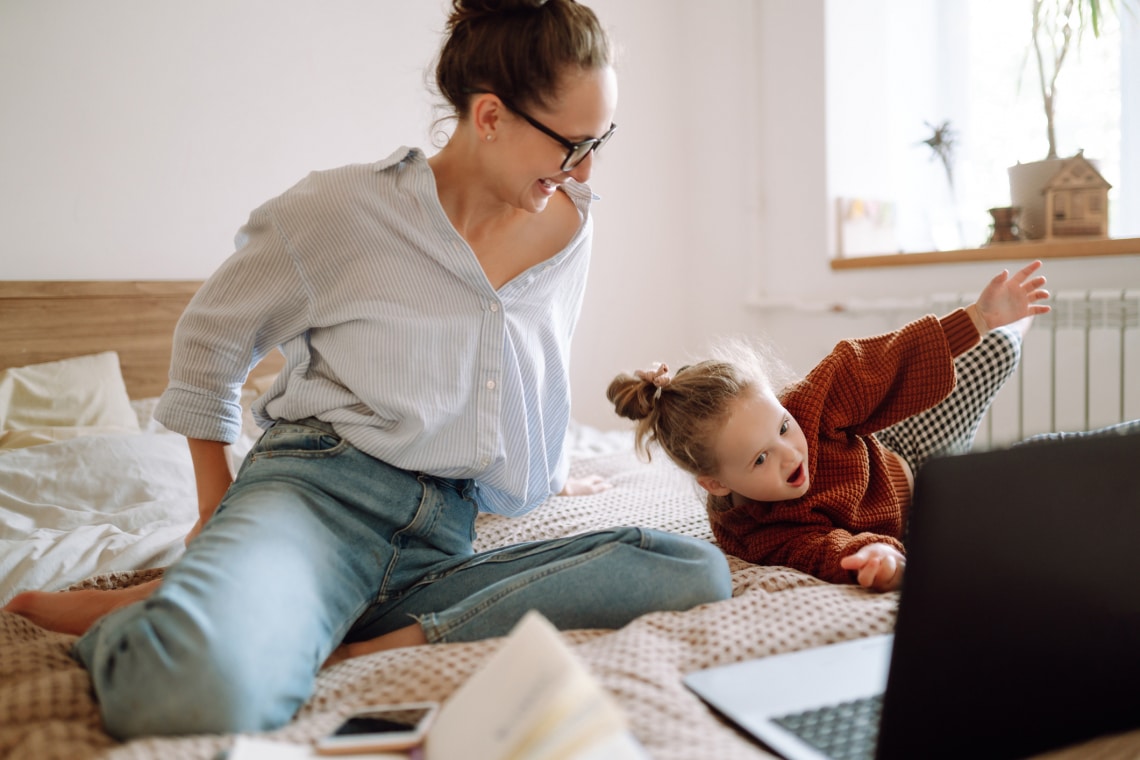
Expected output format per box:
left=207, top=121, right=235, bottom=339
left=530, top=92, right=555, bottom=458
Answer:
left=485, top=134, right=494, bottom=141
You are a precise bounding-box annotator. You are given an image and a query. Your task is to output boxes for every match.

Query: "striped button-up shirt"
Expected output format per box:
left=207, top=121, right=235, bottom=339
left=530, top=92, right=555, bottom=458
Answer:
left=154, top=147, right=595, bottom=516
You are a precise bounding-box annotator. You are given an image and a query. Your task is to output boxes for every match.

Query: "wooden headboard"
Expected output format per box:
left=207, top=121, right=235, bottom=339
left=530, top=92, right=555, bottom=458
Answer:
left=0, top=280, right=284, bottom=399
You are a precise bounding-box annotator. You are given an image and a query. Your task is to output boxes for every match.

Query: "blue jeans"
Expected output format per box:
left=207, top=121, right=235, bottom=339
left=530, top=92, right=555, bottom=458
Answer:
left=73, top=419, right=731, bottom=739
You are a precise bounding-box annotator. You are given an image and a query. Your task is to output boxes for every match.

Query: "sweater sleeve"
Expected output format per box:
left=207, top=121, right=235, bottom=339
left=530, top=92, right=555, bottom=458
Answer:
left=808, top=308, right=980, bottom=438
left=710, top=502, right=906, bottom=584
left=760, top=525, right=905, bottom=584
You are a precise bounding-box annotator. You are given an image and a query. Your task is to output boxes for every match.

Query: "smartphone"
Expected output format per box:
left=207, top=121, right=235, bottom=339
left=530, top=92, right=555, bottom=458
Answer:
left=315, top=701, right=440, bottom=755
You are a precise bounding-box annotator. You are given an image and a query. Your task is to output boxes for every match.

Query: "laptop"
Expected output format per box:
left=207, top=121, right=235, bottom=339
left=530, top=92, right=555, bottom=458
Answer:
left=685, top=430, right=1140, bottom=760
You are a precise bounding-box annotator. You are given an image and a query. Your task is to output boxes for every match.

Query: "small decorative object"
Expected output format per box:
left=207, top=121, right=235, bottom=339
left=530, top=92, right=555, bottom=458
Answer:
left=986, top=206, right=1022, bottom=244
left=1042, top=150, right=1111, bottom=238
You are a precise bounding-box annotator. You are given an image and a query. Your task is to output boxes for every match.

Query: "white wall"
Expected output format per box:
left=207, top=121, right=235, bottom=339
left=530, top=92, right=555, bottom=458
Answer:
left=0, top=1, right=443, bottom=279
left=570, top=1, right=766, bottom=428
left=3, top=1, right=1138, bottom=430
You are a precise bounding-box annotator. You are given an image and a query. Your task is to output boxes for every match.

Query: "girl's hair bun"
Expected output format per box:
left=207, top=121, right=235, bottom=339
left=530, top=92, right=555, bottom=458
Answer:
left=606, top=373, right=658, bottom=422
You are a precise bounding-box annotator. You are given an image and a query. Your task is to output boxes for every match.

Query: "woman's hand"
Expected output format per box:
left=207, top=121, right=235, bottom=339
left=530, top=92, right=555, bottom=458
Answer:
left=840, top=542, right=906, bottom=592
left=559, top=474, right=612, bottom=496
left=186, top=438, right=235, bottom=546
left=973, top=259, right=1051, bottom=331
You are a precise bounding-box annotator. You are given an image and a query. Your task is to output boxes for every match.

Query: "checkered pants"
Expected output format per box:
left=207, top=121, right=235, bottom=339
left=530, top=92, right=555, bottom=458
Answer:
left=1013, top=417, right=1140, bottom=447
left=876, top=326, right=1022, bottom=475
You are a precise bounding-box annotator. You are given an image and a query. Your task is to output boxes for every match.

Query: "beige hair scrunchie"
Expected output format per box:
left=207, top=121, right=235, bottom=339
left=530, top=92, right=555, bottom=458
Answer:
left=634, top=362, right=672, bottom=388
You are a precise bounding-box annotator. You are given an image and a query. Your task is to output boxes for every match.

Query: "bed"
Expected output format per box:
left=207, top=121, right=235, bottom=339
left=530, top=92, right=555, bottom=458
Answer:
left=0, top=280, right=1135, bottom=760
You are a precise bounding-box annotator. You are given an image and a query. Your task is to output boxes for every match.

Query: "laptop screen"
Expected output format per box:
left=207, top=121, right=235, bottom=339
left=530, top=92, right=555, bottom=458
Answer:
left=876, top=431, right=1140, bottom=759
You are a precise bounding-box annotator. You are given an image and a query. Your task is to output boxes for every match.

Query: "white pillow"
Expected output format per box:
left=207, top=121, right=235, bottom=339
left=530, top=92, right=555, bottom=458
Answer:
left=0, top=351, right=140, bottom=449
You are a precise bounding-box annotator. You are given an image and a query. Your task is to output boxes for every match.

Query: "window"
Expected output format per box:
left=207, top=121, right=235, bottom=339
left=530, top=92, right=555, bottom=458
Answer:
left=827, top=0, right=1137, bottom=257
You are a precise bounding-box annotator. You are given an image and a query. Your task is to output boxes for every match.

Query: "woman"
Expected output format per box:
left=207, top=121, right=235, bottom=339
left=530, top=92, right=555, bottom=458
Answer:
left=5, top=0, right=731, bottom=739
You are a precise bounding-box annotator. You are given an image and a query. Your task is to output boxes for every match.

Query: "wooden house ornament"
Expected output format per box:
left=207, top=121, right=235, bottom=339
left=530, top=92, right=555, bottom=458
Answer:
left=1043, top=150, right=1111, bottom=239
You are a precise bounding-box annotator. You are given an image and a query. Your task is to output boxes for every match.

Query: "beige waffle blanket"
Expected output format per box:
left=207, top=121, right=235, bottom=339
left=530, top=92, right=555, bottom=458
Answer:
left=2, top=449, right=1136, bottom=760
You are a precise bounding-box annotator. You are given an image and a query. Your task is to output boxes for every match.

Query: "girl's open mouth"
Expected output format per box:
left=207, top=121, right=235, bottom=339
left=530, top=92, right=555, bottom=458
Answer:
left=787, top=463, right=806, bottom=487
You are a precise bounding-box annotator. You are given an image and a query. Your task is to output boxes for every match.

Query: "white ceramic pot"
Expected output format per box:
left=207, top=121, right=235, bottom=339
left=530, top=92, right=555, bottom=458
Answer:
left=1008, top=158, right=1065, bottom=240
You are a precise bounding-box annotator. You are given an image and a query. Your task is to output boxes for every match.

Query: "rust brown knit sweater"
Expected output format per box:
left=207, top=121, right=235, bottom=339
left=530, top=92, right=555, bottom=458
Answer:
left=707, top=309, right=981, bottom=584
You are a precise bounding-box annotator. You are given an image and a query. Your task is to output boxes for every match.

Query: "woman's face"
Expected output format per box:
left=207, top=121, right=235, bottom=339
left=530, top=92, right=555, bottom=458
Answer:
left=498, top=65, right=618, bottom=213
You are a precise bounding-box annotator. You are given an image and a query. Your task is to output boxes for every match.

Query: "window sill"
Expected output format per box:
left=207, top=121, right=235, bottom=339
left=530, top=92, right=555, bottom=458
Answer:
left=830, top=236, right=1140, bottom=270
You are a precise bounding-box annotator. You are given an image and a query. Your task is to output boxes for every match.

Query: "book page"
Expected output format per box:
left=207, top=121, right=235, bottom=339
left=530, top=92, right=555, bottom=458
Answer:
left=424, top=611, right=638, bottom=760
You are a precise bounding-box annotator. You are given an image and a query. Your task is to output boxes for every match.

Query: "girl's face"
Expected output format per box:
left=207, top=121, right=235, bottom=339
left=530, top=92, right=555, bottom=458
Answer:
left=697, top=389, right=811, bottom=504
left=497, top=65, right=618, bottom=212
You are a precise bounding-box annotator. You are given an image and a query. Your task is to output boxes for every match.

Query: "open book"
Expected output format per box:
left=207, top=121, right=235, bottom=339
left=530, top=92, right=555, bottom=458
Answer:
left=423, top=609, right=645, bottom=760
left=228, top=610, right=647, bottom=760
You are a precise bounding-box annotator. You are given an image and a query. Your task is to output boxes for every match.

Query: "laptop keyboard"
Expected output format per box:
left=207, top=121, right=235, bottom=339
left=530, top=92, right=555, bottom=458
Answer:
left=772, top=693, right=882, bottom=760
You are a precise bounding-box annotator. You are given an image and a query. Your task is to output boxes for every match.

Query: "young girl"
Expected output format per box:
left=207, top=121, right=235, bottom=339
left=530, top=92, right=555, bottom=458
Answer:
left=608, top=261, right=1053, bottom=593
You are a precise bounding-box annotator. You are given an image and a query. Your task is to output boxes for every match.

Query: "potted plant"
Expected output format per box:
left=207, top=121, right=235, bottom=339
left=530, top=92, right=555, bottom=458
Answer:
left=1008, top=0, right=1133, bottom=239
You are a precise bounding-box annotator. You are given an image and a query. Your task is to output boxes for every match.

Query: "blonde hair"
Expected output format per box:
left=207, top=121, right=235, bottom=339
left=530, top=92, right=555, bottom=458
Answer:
left=606, top=336, right=795, bottom=512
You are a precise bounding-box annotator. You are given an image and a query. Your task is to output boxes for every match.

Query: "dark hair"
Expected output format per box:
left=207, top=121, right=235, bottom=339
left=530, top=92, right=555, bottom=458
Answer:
left=435, top=0, right=612, bottom=121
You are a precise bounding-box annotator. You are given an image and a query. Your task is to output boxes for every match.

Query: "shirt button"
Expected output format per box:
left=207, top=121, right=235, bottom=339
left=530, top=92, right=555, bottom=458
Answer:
left=489, top=303, right=500, bottom=312
left=480, top=458, right=490, bottom=467
left=486, top=380, right=496, bottom=390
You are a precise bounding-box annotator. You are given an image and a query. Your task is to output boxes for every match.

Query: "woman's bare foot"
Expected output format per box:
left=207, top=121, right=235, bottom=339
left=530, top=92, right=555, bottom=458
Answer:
left=322, top=623, right=428, bottom=668
left=2, top=579, right=160, bottom=636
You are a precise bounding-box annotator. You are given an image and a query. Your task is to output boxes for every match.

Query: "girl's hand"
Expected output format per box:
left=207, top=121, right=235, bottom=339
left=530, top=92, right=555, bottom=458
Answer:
left=559, top=474, right=612, bottom=496
left=840, top=543, right=906, bottom=592
left=974, top=260, right=1051, bottom=331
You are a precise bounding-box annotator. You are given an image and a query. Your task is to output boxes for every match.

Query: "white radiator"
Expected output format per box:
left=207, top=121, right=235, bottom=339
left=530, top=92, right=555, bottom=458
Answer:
left=929, top=289, right=1140, bottom=447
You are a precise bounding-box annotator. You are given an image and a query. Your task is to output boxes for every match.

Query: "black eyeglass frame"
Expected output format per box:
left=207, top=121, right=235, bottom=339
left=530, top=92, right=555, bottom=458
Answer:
left=467, top=90, right=617, bottom=172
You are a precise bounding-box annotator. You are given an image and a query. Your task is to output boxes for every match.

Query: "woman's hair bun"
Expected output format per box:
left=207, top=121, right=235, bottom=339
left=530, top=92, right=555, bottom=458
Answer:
left=450, top=0, right=550, bottom=19
left=435, top=0, right=609, bottom=130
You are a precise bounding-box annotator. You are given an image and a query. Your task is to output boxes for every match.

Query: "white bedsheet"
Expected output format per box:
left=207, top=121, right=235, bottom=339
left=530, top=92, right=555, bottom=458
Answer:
left=0, top=432, right=197, bottom=604
left=0, top=412, right=635, bottom=606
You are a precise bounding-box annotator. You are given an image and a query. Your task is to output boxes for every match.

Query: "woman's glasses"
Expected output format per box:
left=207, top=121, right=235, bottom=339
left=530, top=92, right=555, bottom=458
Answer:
left=469, top=90, right=617, bottom=172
